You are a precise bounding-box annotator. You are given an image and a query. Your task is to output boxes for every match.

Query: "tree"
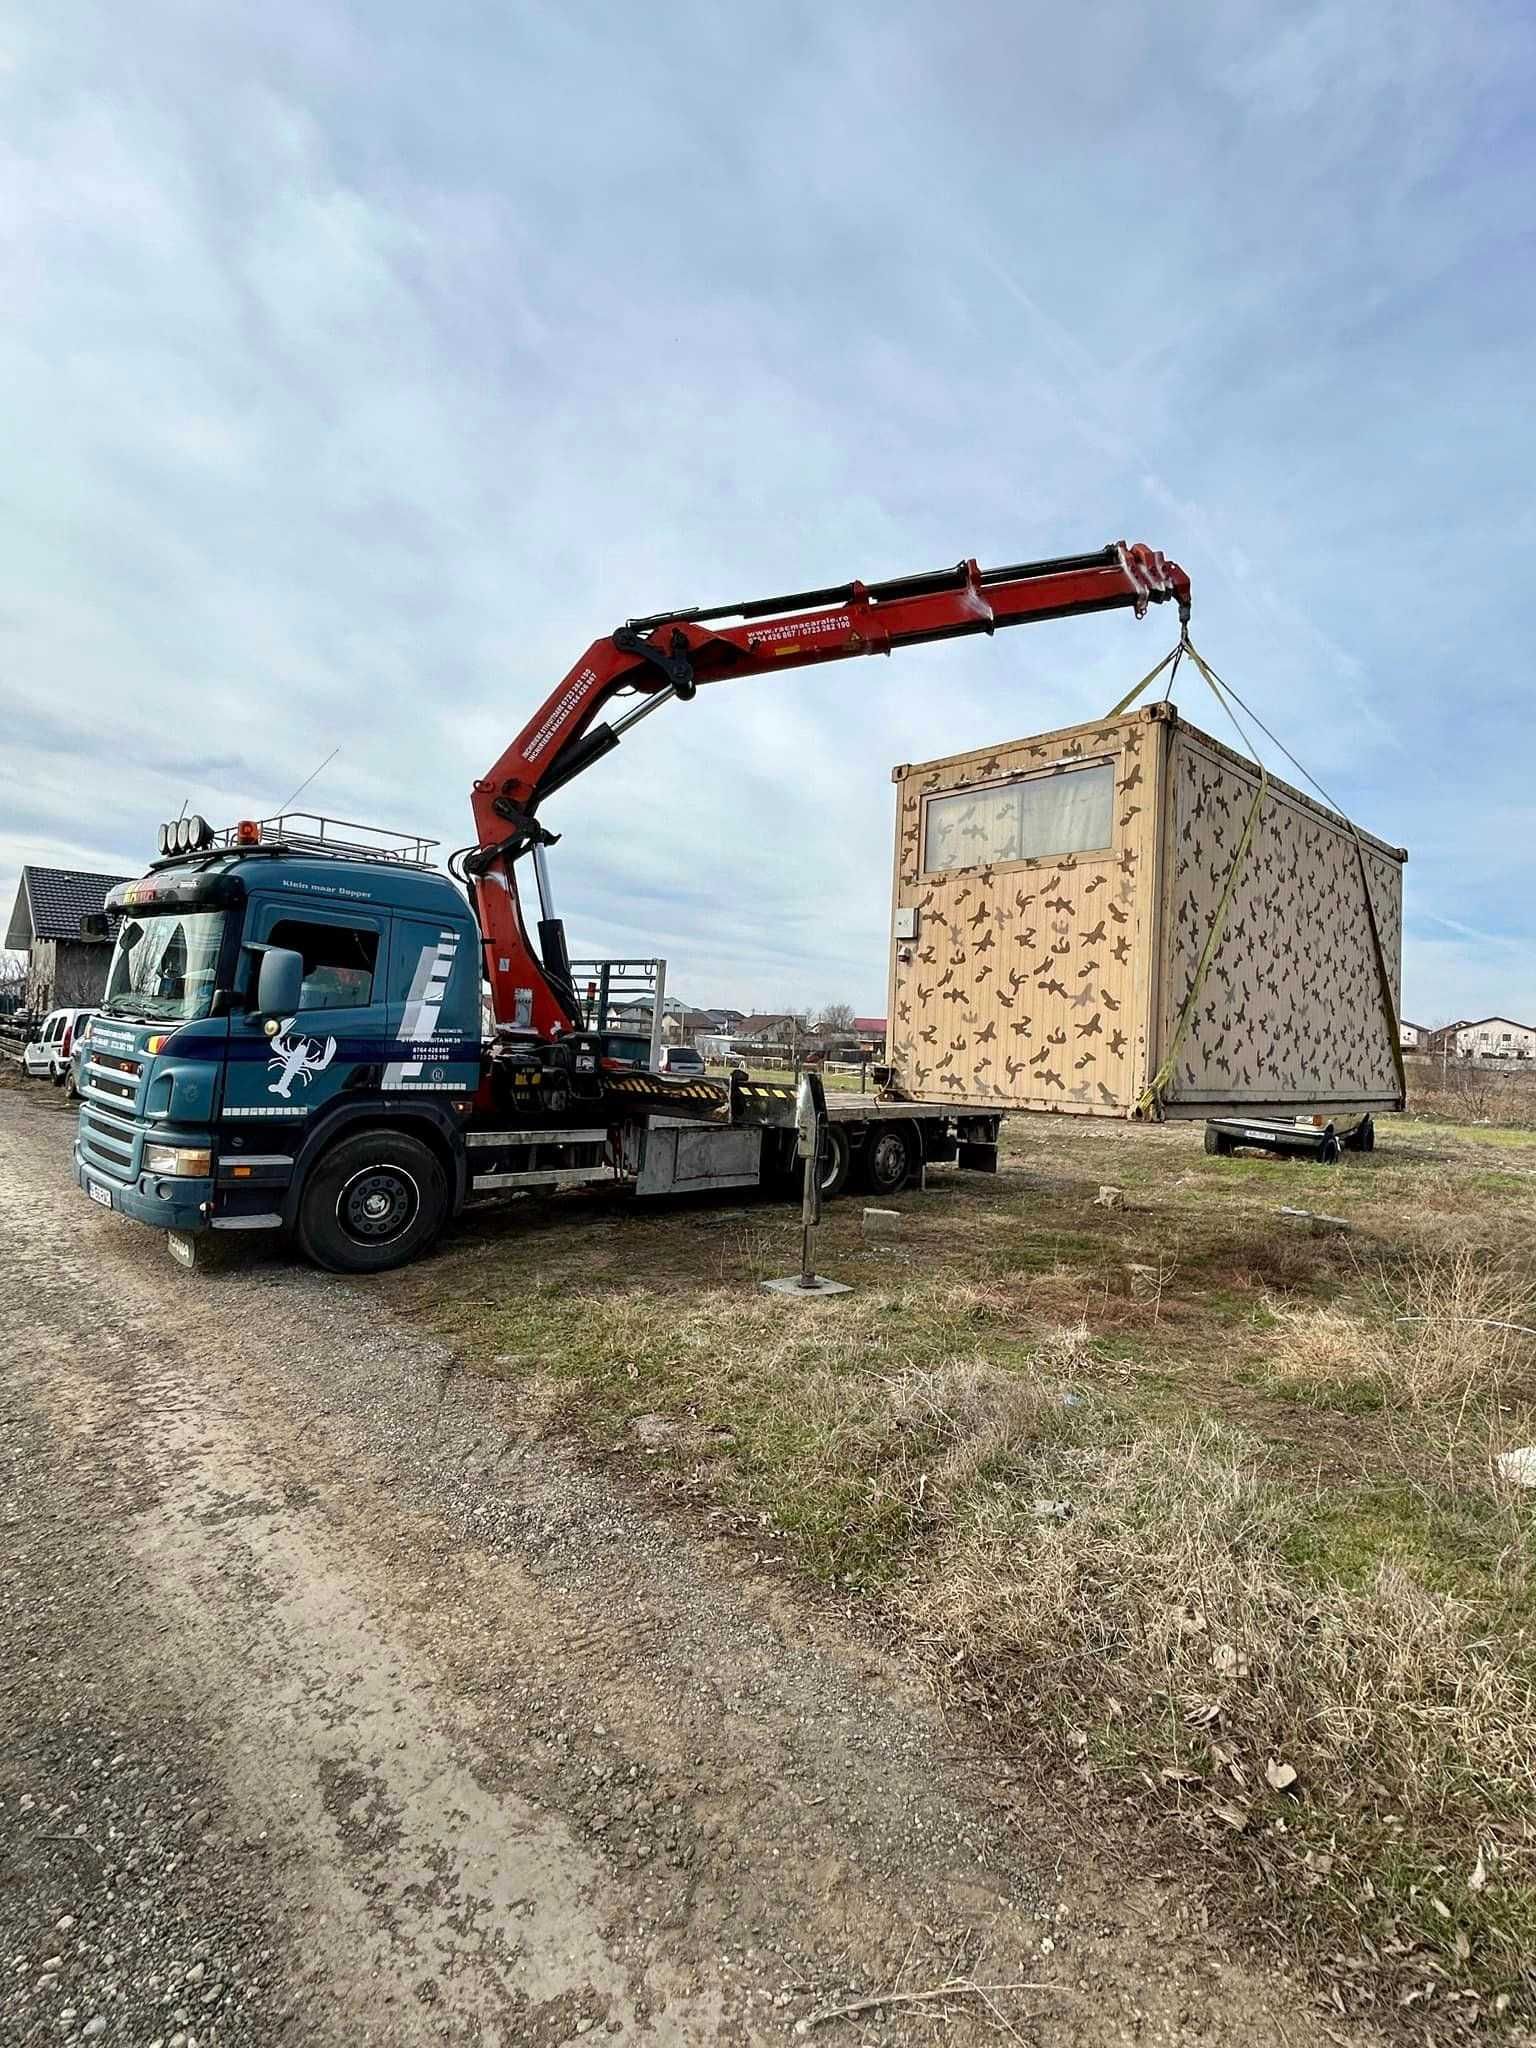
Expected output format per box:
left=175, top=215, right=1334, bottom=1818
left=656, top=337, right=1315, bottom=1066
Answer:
left=814, top=1002, right=856, bottom=1036
left=0, top=950, right=26, bottom=1016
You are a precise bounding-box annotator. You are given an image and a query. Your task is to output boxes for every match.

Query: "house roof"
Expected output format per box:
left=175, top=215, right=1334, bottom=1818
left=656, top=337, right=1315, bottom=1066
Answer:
left=852, top=1016, right=887, bottom=1035
left=6, top=866, right=134, bottom=950
left=739, top=1013, right=795, bottom=1036
left=1456, top=1016, right=1536, bottom=1032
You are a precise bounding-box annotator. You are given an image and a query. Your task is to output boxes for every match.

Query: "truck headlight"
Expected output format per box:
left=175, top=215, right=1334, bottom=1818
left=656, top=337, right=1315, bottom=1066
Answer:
left=144, top=1144, right=212, bottom=1177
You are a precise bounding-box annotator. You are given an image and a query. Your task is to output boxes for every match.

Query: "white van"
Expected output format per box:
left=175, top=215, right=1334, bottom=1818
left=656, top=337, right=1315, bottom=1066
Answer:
left=22, top=1008, right=96, bottom=1084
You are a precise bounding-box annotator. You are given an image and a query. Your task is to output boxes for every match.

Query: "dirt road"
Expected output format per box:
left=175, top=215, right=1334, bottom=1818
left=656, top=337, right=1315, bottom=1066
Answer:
left=0, top=1084, right=1347, bottom=2046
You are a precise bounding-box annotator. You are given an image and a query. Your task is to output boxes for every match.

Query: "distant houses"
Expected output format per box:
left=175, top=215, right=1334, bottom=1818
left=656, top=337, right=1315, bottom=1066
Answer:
left=5, top=866, right=132, bottom=1014
left=597, top=998, right=884, bottom=1062
left=1424, top=1016, right=1536, bottom=1061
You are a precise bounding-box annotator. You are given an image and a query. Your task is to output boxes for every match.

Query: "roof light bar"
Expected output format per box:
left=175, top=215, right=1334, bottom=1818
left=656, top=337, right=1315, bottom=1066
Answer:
left=157, top=815, right=212, bottom=856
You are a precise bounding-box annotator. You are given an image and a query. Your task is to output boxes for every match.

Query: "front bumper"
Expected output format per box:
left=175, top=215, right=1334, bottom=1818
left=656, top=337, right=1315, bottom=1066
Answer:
left=74, top=1143, right=213, bottom=1233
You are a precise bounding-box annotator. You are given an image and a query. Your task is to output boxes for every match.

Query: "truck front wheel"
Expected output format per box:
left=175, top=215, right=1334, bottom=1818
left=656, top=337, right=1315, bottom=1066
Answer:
left=296, top=1131, right=448, bottom=1274
left=817, top=1125, right=852, bottom=1200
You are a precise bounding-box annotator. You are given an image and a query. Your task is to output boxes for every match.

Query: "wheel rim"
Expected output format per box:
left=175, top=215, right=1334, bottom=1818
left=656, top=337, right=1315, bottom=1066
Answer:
left=869, top=1130, right=908, bottom=1188
left=337, top=1163, right=421, bottom=1245
left=818, top=1133, right=847, bottom=1193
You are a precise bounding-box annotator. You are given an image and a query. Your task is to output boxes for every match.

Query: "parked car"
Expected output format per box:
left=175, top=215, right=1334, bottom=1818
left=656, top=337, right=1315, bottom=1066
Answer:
left=656, top=1044, right=706, bottom=1078
left=66, top=1014, right=97, bottom=1098
left=598, top=1031, right=654, bottom=1074
left=21, top=1007, right=96, bottom=1084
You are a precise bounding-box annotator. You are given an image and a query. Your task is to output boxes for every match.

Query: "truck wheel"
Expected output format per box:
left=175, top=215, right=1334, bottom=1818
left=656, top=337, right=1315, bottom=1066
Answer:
left=296, top=1131, right=448, bottom=1274
left=1204, top=1126, right=1229, bottom=1156
left=860, top=1122, right=916, bottom=1195
left=818, top=1126, right=852, bottom=1201
left=1319, top=1131, right=1342, bottom=1165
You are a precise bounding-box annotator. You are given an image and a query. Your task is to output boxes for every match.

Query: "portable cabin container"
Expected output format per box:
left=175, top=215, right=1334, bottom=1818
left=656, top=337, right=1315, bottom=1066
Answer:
left=887, top=702, right=1406, bottom=1121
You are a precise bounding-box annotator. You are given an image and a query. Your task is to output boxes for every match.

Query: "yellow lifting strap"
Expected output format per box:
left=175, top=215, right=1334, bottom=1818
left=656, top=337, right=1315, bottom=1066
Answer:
left=1347, top=825, right=1408, bottom=1104
left=1105, top=641, right=1184, bottom=719
left=1108, top=634, right=1404, bottom=1118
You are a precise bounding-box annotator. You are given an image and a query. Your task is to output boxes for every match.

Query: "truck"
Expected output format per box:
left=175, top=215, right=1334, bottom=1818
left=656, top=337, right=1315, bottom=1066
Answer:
left=71, top=542, right=1191, bottom=1272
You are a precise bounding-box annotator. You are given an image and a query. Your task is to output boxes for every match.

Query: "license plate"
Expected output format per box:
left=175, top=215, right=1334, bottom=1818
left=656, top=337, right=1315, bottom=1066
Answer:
left=87, top=1180, right=112, bottom=1209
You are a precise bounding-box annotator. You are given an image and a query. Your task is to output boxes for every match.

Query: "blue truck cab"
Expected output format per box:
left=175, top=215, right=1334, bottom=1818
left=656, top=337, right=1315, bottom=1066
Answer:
left=76, top=816, right=1002, bottom=1274
left=75, top=830, right=484, bottom=1271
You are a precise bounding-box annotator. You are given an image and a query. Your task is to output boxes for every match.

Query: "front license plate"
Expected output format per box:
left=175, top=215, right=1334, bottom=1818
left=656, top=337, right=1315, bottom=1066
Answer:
left=87, top=1179, right=112, bottom=1208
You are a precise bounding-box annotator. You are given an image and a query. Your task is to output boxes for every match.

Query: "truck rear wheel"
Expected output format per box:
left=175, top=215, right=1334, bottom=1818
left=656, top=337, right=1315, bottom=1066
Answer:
left=860, top=1122, right=916, bottom=1195
left=296, top=1131, right=448, bottom=1274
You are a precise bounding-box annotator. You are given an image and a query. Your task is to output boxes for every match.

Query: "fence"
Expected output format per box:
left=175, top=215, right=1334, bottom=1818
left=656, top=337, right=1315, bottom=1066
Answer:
left=0, top=1015, right=35, bottom=1064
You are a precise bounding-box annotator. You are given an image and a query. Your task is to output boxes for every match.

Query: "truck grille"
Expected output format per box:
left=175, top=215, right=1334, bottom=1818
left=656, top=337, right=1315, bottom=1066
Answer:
left=80, top=1051, right=143, bottom=1114
left=79, top=1103, right=138, bottom=1180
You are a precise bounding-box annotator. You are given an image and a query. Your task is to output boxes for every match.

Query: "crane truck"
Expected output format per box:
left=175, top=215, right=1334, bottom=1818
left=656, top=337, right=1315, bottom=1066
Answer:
left=73, top=542, right=1190, bottom=1272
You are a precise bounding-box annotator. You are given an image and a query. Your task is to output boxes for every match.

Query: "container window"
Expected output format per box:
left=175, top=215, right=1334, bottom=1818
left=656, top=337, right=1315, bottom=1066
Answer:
left=922, top=760, right=1115, bottom=872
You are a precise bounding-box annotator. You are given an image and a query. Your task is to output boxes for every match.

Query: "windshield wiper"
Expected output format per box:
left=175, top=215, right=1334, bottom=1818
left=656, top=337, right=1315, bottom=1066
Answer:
left=103, top=995, right=176, bottom=1020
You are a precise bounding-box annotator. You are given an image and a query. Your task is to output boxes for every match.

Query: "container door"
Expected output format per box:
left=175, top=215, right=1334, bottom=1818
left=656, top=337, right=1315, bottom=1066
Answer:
left=223, top=901, right=387, bottom=1130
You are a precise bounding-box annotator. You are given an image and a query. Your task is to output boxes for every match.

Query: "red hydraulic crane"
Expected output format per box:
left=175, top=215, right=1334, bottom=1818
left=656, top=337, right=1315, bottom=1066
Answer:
left=463, top=542, right=1190, bottom=1042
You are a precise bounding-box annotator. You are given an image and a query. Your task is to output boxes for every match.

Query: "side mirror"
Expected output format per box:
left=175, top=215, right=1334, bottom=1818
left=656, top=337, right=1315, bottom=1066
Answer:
left=255, top=945, right=304, bottom=1019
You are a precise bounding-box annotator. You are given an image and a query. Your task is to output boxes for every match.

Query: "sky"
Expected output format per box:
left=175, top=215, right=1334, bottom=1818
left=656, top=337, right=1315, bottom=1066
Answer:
left=3, top=0, right=1533, bottom=1024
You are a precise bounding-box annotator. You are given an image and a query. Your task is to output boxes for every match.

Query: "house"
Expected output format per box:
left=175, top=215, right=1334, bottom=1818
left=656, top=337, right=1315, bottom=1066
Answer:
left=1445, top=1016, right=1536, bottom=1061
left=1399, top=1019, right=1428, bottom=1052
left=736, top=1013, right=797, bottom=1046
left=852, top=1015, right=888, bottom=1051
left=666, top=1006, right=719, bottom=1046
left=5, top=866, right=133, bottom=1014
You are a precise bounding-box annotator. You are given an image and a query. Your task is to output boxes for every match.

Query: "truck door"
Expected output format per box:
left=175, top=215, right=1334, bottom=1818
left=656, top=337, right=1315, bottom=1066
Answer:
left=223, top=902, right=388, bottom=1130
left=381, top=915, right=480, bottom=1098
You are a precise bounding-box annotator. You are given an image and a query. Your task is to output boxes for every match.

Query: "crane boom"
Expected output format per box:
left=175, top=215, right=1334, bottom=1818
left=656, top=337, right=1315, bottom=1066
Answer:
left=466, top=541, right=1190, bottom=1041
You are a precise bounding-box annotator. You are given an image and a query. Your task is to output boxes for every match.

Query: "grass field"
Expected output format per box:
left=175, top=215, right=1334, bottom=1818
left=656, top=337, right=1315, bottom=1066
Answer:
left=12, top=1029, right=1529, bottom=2031
left=379, top=1087, right=1536, bottom=2034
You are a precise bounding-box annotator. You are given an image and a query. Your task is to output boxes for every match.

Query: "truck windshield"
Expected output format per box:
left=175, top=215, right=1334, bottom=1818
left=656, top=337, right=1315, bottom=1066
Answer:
left=101, top=910, right=227, bottom=1022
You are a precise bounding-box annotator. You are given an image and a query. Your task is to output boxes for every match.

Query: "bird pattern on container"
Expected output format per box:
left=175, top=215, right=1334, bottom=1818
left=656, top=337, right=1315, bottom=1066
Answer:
left=1161, top=734, right=1402, bottom=1103
left=890, top=716, right=1157, bottom=1112
left=889, top=709, right=1404, bottom=1114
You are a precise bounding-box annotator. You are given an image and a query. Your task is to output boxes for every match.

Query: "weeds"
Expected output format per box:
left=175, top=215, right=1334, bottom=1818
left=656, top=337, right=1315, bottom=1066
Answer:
left=903, top=1399, right=1536, bottom=2014
left=1267, top=1246, right=1536, bottom=1413
left=381, top=1113, right=1536, bottom=2027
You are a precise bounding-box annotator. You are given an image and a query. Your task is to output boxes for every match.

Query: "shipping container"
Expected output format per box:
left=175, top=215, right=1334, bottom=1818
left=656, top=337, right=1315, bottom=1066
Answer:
left=887, top=702, right=1405, bottom=1121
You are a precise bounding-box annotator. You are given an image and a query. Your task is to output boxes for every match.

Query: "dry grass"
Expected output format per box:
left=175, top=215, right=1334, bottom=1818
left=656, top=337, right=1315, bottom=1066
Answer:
left=1407, top=1056, right=1536, bottom=1132
left=379, top=1112, right=1536, bottom=2028
left=904, top=1391, right=1535, bottom=1877
left=1267, top=1247, right=1536, bottom=1410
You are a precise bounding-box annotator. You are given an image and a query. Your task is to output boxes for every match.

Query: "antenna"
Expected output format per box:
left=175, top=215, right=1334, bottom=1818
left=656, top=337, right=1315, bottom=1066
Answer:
left=274, top=746, right=340, bottom=816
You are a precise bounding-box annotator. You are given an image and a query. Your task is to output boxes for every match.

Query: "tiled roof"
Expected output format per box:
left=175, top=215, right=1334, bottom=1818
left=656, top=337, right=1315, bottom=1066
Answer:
left=5, top=866, right=134, bottom=948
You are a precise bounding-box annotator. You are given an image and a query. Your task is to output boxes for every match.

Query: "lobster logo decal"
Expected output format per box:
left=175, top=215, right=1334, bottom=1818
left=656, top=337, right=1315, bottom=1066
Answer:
left=267, top=1019, right=338, bottom=1099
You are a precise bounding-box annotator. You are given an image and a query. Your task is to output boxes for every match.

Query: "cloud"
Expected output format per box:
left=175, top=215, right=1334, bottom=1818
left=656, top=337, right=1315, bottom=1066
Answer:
left=3, top=0, right=1534, bottom=1031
